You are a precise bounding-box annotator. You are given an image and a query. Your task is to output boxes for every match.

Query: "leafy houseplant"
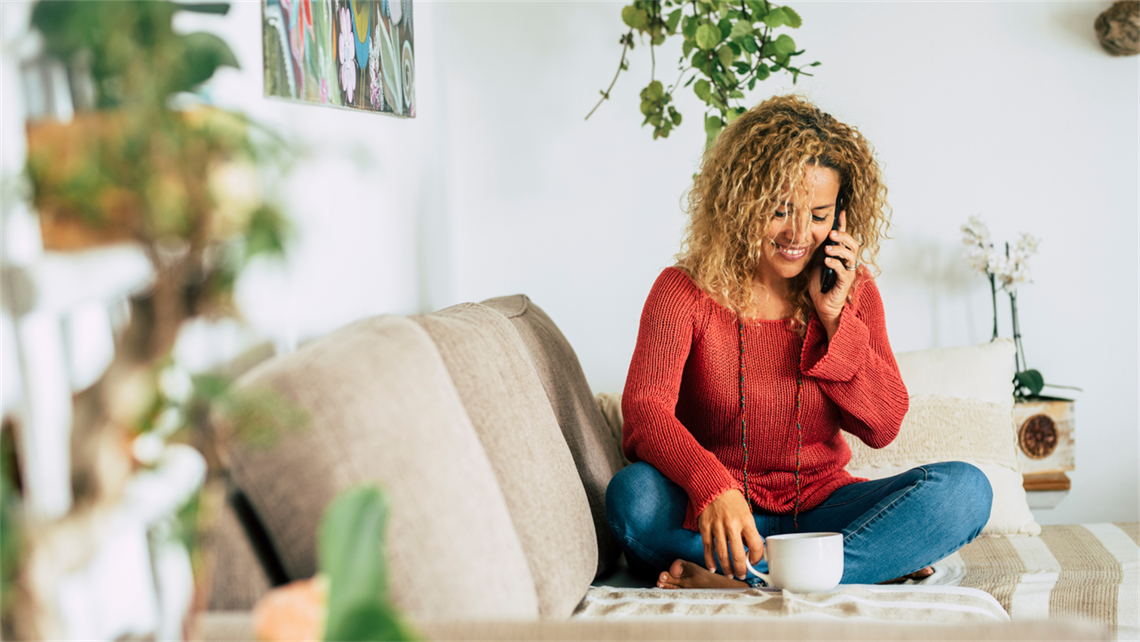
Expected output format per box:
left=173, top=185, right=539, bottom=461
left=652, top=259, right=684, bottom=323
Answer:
left=961, top=217, right=1080, bottom=400
left=586, top=0, right=818, bottom=145
left=9, top=2, right=297, bottom=637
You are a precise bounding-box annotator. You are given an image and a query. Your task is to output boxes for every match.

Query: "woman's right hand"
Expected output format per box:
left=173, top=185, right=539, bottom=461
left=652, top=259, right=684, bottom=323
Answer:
left=697, top=488, right=765, bottom=580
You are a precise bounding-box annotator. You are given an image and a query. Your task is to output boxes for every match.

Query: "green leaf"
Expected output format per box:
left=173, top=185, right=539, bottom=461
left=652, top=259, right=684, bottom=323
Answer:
left=705, top=114, right=725, bottom=137
left=741, top=35, right=759, bottom=54
left=244, top=204, right=289, bottom=258
left=746, top=0, right=767, bottom=18
left=717, top=18, right=732, bottom=39
left=717, top=44, right=735, bottom=69
left=763, top=7, right=786, bottom=27
left=667, top=8, right=683, bottom=32
left=773, top=33, right=796, bottom=55
left=682, top=40, right=694, bottom=57
left=695, top=24, right=721, bottom=50
left=729, top=21, right=753, bottom=40
left=320, top=486, right=414, bottom=642
left=647, top=80, right=664, bottom=100
left=179, top=31, right=240, bottom=90
left=652, top=33, right=666, bottom=46
left=729, top=89, right=745, bottom=98
left=173, top=2, right=231, bottom=15
left=755, top=63, right=770, bottom=80
left=781, top=5, right=803, bottom=28
left=683, top=15, right=699, bottom=39
left=621, top=5, right=636, bottom=27
left=670, top=108, right=683, bottom=125
left=734, top=62, right=750, bottom=74
left=694, top=78, right=712, bottom=101
left=1015, top=370, right=1045, bottom=397
left=621, top=5, right=648, bottom=29
left=716, top=0, right=730, bottom=19
left=705, top=114, right=725, bottom=146
left=640, top=99, right=653, bottom=116
left=330, top=603, right=410, bottom=642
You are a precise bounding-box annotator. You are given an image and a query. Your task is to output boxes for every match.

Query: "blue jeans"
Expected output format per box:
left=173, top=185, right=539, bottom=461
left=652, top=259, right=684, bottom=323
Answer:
left=605, top=461, right=992, bottom=585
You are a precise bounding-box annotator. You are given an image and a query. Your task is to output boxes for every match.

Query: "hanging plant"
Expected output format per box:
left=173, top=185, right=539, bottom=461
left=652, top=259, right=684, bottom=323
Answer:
left=586, top=0, right=818, bottom=145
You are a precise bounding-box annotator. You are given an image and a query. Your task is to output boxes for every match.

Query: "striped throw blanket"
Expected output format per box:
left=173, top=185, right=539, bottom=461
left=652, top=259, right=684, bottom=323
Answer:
left=574, top=584, right=1010, bottom=624
left=581, top=524, right=1137, bottom=640
left=926, top=522, right=1137, bottom=641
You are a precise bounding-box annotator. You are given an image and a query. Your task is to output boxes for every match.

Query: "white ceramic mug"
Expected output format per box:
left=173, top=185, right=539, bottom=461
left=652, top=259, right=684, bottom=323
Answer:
left=744, top=532, right=844, bottom=592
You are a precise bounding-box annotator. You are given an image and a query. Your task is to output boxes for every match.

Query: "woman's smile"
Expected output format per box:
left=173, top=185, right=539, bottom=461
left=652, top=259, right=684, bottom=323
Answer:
left=772, top=241, right=811, bottom=262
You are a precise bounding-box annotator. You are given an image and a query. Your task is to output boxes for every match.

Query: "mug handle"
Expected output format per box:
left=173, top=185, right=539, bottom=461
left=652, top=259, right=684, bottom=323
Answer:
left=744, top=558, right=771, bottom=584
left=743, top=540, right=770, bottom=584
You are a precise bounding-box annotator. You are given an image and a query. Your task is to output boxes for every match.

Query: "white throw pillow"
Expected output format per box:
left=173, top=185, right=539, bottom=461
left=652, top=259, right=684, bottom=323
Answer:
left=846, top=339, right=1041, bottom=537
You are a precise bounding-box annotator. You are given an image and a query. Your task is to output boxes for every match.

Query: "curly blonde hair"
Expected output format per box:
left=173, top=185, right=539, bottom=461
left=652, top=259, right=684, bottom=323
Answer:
left=676, top=94, right=892, bottom=333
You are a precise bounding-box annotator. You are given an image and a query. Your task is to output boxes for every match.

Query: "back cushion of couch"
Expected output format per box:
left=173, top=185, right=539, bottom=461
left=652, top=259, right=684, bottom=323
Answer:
left=481, top=295, right=624, bottom=579
left=414, top=304, right=597, bottom=618
left=225, top=316, right=539, bottom=620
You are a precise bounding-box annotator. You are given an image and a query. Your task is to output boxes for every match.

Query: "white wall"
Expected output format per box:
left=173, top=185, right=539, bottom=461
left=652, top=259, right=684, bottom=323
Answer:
left=202, top=1, right=1136, bottom=524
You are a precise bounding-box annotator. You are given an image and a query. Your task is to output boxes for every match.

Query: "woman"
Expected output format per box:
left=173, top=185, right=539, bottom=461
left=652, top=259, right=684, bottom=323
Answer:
left=605, top=95, right=992, bottom=589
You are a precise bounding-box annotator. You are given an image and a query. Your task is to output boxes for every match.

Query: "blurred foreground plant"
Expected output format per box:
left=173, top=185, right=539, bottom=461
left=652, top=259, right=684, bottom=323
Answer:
left=586, top=0, right=818, bottom=145
left=11, top=2, right=301, bottom=638
left=253, top=486, right=418, bottom=641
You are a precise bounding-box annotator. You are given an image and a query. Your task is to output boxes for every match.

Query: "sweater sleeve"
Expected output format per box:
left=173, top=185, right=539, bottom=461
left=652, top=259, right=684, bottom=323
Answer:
left=622, top=268, right=743, bottom=530
left=799, top=273, right=909, bottom=449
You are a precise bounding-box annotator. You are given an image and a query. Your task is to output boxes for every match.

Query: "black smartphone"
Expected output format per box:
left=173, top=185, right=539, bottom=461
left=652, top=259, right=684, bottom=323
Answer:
left=818, top=191, right=844, bottom=294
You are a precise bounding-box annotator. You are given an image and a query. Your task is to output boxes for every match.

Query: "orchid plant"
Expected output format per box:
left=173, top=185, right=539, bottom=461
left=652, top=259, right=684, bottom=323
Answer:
left=961, top=217, right=1078, bottom=400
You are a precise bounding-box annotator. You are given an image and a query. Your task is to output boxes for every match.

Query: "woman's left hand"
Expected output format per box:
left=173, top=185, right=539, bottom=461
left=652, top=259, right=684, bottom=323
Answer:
left=810, top=210, right=860, bottom=340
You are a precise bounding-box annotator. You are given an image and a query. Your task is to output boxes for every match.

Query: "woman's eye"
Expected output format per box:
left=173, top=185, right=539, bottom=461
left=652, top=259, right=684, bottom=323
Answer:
left=812, top=215, right=828, bottom=223
left=775, top=211, right=788, bottom=218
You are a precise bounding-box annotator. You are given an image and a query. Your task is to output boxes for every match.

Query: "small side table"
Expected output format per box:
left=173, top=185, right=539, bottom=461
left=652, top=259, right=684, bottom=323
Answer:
left=1014, top=397, right=1075, bottom=509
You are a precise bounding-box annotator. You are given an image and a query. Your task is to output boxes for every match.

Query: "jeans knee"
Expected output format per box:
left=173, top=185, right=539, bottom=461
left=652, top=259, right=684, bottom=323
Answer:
left=927, top=461, right=992, bottom=535
left=605, top=462, right=665, bottom=541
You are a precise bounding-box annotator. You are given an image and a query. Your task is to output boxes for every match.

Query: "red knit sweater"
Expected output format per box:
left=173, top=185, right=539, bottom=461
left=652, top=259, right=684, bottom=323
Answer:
left=621, top=267, right=909, bottom=531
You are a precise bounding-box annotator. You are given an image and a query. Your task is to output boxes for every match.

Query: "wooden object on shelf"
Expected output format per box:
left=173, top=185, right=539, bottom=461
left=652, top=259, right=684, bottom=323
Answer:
left=1022, top=472, right=1071, bottom=492
left=1013, top=397, right=1075, bottom=475
left=24, top=113, right=140, bottom=251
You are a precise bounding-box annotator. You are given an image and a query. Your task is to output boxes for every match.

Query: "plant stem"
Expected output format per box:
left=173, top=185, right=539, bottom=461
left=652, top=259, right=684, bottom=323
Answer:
left=650, top=36, right=656, bottom=81
left=585, top=30, right=634, bottom=121
left=1010, top=290, right=1026, bottom=373
left=989, top=273, right=998, bottom=341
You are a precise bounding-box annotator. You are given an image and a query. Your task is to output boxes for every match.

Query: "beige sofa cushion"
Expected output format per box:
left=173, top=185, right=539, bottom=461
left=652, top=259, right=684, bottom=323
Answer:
left=414, top=303, right=597, bottom=618
left=847, top=340, right=1041, bottom=537
left=482, top=295, right=625, bottom=579
left=225, top=316, right=539, bottom=620
left=206, top=490, right=275, bottom=611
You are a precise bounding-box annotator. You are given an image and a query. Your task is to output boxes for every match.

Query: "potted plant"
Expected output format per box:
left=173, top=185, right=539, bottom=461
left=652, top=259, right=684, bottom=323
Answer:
left=961, top=217, right=1079, bottom=494
left=6, top=2, right=296, bottom=638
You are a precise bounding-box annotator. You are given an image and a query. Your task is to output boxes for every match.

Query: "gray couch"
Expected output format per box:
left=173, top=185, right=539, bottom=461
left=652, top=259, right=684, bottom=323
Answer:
left=202, top=295, right=1107, bottom=640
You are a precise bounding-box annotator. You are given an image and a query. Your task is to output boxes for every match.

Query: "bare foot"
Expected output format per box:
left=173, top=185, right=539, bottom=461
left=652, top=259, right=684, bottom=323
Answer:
left=878, top=566, right=935, bottom=585
left=656, top=559, right=750, bottom=590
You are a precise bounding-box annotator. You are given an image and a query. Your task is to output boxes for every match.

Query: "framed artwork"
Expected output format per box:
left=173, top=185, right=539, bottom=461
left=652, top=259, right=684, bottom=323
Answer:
left=263, top=0, right=415, bottom=117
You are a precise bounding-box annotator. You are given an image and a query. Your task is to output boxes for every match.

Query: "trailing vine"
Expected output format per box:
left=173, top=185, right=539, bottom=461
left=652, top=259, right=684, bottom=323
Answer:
left=587, top=0, right=818, bottom=145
